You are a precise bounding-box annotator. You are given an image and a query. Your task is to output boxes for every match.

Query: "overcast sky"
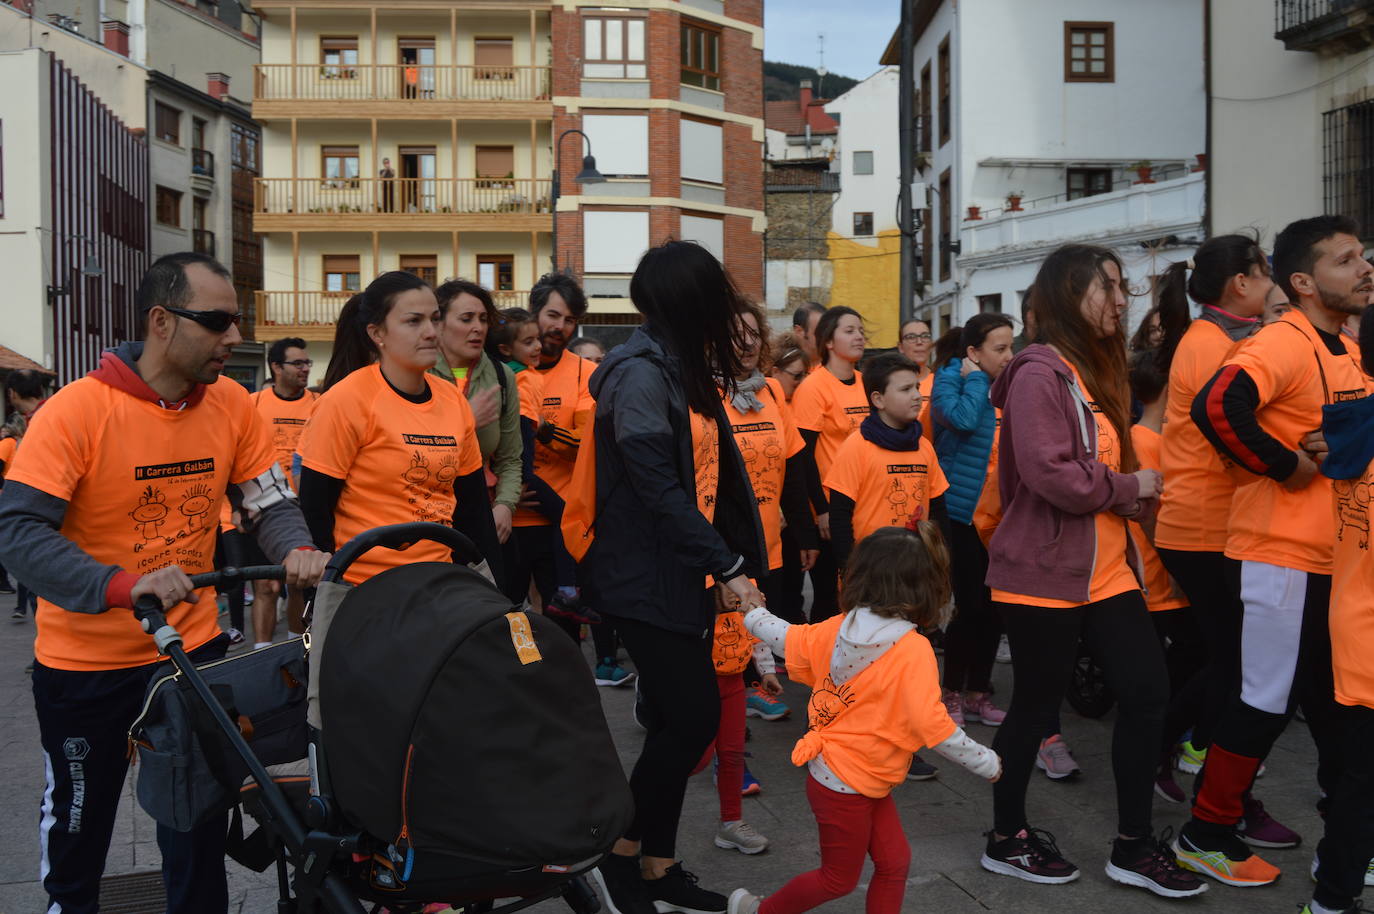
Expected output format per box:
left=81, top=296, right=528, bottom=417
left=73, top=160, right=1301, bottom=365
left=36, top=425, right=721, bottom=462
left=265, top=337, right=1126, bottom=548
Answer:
left=763, top=1, right=898, bottom=85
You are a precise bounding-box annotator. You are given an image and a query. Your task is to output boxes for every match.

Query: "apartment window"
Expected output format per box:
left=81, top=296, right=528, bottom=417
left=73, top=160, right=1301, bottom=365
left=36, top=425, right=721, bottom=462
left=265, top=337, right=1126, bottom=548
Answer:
left=853, top=212, right=874, bottom=236
left=475, top=146, right=515, bottom=187
left=1322, top=99, right=1374, bottom=236
left=1065, top=22, right=1114, bottom=82
left=583, top=15, right=647, bottom=79
left=155, top=102, right=181, bottom=145
left=475, top=37, right=514, bottom=79
left=322, top=145, right=360, bottom=187
left=584, top=210, right=649, bottom=273
left=323, top=254, right=361, bottom=292
left=937, top=37, right=951, bottom=146
left=231, top=123, right=259, bottom=173
left=681, top=20, right=721, bottom=92
left=399, top=254, right=437, bottom=286
left=938, top=168, right=951, bottom=282
left=918, top=64, right=932, bottom=155
left=1067, top=167, right=1112, bottom=199
left=680, top=118, right=723, bottom=185
left=155, top=186, right=182, bottom=226
left=191, top=118, right=206, bottom=150
left=192, top=196, right=207, bottom=230
left=581, top=114, right=649, bottom=176
left=978, top=293, right=1003, bottom=314
left=321, top=37, right=359, bottom=78
left=920, top=206, right=932, bottom=283
left=681, top=213, right=724, bottom=263
left=477, top=254, right=515, bottom=291
left=852, top=151, right=874, bottom=176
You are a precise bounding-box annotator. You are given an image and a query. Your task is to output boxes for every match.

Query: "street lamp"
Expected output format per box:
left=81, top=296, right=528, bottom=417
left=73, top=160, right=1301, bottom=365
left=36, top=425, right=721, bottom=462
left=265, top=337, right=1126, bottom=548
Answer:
left=550, top=128, right=606, bottom=271
left=46, top=233, right=105, bottom=304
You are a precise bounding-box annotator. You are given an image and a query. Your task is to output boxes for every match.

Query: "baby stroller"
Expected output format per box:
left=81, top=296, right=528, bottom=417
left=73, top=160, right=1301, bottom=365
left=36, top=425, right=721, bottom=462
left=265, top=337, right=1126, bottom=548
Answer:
left=132, top=522, right=631, bottom=913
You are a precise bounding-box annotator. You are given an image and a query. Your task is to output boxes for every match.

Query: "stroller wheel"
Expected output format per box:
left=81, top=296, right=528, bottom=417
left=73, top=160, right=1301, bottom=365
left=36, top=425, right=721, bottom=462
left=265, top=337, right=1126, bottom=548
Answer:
left=563, top=875, right=601, bottom=914
left=1065, top=640, right=1115, bottom=719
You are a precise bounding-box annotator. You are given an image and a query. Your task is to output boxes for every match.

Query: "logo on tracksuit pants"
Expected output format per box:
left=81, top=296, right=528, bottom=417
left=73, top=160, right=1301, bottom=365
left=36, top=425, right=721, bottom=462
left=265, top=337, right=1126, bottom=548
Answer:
left=63, top=738, right=90, bottom=833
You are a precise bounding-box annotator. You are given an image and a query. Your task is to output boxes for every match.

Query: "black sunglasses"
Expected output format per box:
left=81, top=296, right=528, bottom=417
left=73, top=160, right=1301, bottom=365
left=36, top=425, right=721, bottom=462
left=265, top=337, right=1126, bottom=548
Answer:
left=162, top=306, right=241, bottom=333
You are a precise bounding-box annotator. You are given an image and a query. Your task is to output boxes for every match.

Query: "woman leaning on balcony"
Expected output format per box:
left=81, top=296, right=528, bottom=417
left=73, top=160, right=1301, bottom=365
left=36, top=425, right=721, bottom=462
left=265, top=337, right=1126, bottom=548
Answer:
left=430, top=278, right=524, bottom=547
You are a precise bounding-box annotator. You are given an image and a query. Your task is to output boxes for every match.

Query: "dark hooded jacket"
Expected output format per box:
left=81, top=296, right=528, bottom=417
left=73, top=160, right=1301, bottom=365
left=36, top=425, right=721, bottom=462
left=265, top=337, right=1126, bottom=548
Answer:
left=582, top=325, right=767, bottom=637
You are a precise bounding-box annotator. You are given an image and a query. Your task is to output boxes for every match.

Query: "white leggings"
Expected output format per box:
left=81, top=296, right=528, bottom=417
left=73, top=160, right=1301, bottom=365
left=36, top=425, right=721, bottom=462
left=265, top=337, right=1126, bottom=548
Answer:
left=1239, top=560, right=1309, bottom=715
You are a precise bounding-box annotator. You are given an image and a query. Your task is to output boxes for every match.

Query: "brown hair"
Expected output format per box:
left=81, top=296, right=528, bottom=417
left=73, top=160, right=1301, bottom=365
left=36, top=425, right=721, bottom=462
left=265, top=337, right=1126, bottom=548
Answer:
left=769, top=331, right=810, bottom=374
left=736, top=299, right=771, bottom=372
left=1028, top=244, right=1138, bottom=473
left=839, top=523, right=951, bottom=628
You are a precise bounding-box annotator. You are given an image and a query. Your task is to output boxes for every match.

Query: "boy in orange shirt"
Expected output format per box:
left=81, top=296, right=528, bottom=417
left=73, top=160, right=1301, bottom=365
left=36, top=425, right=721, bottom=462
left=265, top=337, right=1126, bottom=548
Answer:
left=730, top=525, right=999, bottom=914
left=1177, top=216, right=1374, bottom=886
left=824, top=352, right=949, bottom=569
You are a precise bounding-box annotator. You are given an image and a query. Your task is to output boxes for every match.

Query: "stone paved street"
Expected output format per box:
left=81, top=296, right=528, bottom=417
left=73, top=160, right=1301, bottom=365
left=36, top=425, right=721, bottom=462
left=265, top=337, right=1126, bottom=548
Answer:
left=0, top=598, right=1329, bottom=913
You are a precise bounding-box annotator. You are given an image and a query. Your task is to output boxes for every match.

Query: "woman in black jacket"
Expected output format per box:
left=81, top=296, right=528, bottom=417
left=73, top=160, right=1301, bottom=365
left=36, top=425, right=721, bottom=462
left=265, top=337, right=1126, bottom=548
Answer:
left=584, top=241, right=767, bottom=914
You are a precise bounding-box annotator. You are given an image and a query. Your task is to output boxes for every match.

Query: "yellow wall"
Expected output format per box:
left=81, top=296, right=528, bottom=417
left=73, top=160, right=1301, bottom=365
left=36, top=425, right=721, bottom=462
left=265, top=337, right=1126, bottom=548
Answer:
left=825, top=229, right=900, bottom=349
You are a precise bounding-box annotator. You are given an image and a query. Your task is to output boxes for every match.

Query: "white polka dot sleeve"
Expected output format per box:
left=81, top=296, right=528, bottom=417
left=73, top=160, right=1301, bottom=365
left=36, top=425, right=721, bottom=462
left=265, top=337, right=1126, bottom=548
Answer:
left=933, top=728, right=1001, bottom=780
left=743, top=606, right=790, bottom=657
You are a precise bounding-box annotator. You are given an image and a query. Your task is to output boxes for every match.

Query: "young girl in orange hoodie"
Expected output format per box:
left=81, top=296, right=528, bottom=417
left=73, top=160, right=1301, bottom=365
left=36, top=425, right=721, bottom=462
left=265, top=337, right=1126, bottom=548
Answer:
left=728, top=524, right=1001, bottom=914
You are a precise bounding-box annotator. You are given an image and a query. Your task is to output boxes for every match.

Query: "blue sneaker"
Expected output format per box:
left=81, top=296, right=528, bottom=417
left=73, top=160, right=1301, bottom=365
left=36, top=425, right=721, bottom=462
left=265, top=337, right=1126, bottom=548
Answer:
left=742, top=765, right=761, bottom=796
left=745, top=686, right=789, bottom=721
left=594, top=657, right=636, bottom=687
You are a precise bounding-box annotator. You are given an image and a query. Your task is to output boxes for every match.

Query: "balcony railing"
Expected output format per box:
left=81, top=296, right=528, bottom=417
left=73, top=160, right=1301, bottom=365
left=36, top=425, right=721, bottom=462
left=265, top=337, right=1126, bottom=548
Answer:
left=257, top=289, right=530, bottom=328
left=254, top=177, right=552, bottom=217
left=192, top=228, right=215, bottom=256
left=1276, top=0, right=1374, bottom=51
left=1323, top=98, right=1374, bottom=233
left=192, top=148, right=214, bottom=177
left=254, top=64, right=551, bottom=103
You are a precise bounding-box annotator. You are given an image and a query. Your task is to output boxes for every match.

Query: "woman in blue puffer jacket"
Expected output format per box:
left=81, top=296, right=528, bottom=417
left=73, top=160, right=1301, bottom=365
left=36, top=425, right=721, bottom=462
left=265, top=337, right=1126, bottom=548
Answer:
left=930, top=312, right=1017, bottom=727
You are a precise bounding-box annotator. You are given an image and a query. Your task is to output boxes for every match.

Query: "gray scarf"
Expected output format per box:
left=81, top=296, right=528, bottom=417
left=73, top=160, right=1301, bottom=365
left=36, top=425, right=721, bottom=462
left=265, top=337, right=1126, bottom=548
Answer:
left=728, top=371, right=769, bottom=413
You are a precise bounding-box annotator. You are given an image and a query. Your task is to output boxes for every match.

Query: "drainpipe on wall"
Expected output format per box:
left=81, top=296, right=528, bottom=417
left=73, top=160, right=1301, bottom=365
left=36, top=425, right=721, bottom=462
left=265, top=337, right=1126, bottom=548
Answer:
left=1203, top=0, right=1213, bottom=238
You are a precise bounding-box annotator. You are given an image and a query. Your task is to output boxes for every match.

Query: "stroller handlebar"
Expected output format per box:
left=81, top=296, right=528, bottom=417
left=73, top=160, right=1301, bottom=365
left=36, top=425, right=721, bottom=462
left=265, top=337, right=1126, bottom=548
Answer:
left=323, top=522, right=482, bottom=583
left=133, top=565, right=286, bottom=649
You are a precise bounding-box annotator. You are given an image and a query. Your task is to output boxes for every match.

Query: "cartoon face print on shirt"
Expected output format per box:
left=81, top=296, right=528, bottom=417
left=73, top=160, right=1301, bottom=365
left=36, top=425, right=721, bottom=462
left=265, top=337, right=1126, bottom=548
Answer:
left=808, top=674, right=855, bottom=730
left=130, top=485, right=171, bottom=543
left=126, top=456, right=222, bottom=568
left=399, top=433, right=463, bottom=525
left=879, top=463, right=930, bottom=528
left=732, top=419, right=784, bottom=510
left=1334, top=478, right=1372, bottom=550
left=179, top=484, right=214, bottom=532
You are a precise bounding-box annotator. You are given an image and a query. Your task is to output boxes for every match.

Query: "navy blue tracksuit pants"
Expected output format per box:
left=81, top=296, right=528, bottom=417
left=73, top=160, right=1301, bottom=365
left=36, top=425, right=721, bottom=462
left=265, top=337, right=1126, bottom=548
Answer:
left=32, top=634, right=230, bottom=914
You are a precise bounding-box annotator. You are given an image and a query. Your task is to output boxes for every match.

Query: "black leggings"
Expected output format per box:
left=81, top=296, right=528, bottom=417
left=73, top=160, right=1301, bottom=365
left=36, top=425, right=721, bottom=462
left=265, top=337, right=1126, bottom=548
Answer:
left=1156, top=549, right=1242, bottom=750
left=610, top=611, right=720, bottom=859
left=992, top=591, right=1168, bottom=839
left=808, top=540, right=840, bottom=621
left=511, top=525, right=616, bottom=659
left=1314, top=703, right=1374, bottom=911
left=1153, top=607, right=1208, bottom=756
left=942, top=522, right=1000, bottom=694
left=214, top=531, right=246, bottom=633
left=771, top=530, right=807, bottom=625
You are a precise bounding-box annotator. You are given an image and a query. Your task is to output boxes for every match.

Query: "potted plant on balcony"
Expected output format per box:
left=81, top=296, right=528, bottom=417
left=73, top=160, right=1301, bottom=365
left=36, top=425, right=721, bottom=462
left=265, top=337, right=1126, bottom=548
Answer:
left=966, top=205, right=982, bottom=221
left=1006, top=190, right=1025, bottom=212
left=1132, top=160, right=1155, bottom=184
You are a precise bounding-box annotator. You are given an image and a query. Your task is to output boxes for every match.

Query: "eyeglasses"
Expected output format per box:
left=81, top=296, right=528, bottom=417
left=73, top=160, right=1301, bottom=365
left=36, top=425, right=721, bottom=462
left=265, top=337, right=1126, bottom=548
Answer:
left=901, top=332, right=933, bottom=343
left=280, top=359, right=314, bottom=368
left=162, top=306, right=242, bottom=334
left=776, top=367, right=805, bottom=382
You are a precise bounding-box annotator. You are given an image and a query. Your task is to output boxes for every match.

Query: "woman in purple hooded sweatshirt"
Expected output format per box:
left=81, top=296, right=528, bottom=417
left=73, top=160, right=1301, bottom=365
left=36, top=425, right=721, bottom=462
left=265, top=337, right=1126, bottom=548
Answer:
left=976, top=245, right=1205, bottom=900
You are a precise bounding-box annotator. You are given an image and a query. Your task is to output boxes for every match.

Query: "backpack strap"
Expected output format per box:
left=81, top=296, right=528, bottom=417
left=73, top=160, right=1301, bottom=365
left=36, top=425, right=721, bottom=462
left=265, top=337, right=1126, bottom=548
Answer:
left=493, top=356, right=511, bottom=411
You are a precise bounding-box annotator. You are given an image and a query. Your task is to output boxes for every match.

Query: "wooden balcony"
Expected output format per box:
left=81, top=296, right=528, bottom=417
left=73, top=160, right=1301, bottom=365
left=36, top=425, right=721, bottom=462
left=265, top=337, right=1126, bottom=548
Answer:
left=252, top=177, right=552, bottom=232
left=256, top=289, right=531, bottom=340
left=252, top=64, right=552, bottom=119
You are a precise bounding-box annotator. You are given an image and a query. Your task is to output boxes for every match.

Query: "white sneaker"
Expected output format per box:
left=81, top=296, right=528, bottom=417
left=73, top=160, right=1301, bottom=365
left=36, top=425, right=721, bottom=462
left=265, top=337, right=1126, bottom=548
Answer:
left=996, top=635, right=1012, bottom=664
left=714, top=820, right=769, bottom=855
left=727, top=888, right=761, bottom=914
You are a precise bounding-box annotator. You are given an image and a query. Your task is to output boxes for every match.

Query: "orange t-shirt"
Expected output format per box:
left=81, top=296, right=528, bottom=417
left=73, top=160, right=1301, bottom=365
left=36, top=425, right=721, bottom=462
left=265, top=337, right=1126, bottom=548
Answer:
left=1331, top=454, right=1374, bottom=708
left=0, top=435, right=16, bottom=476
left=513, top=349, right=595, bottom=527
left=785, top=614, right=956, bottom=798
left=512, top=368, right=544, bottom=424
left=724, top=378, right=804, bottom=571
left=7, top=377, right=276, bottom=670
left=1157, top=320, right=1241, bottom=552
left=992, top=359, right=1138, bottom=608
left=791, top=367, right=869, bottom=482
left=249, top=387, right=318, bottom=492
left=713, top=610, right=760, bottom=675
left=1131, top=425, right=1188, bottom=612
left=297, top=365, right=483, bottom=584
left=690, top=409, right=724, bottom=589
left=824, top=433, right=949, bottom=542
left=1220, top=309, right=1369, bottom=575
left=917, top=371, right=935, bottom=443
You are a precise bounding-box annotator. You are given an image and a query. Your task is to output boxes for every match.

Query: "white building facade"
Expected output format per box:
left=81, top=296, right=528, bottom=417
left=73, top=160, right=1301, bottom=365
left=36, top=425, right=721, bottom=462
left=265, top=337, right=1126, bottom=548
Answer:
left=878, top=0, right=1206, bottom=332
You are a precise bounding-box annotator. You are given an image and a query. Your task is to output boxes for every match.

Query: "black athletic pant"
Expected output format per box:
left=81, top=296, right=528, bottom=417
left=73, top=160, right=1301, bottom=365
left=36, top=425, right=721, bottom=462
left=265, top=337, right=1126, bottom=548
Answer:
left=770, top=531, right=807, bottom=625
left=33, top=635, right=232, bottom=914
left=1153, top=607, right=1209, bottom=756
left=512, top=525, right=616, bottom=659
left=992, top=592, right=1168, bottom=839
left=808, top=540, right=840, bottom=621
left=1157, top=549, right=1242, bottom=751
left=215, top=530, right=246, bottom=633
left=610, top=611, right=720, bottom=859
left=942, top=522, right=1000, bottom=694
left=1314, top=703, right=1374, bottom=911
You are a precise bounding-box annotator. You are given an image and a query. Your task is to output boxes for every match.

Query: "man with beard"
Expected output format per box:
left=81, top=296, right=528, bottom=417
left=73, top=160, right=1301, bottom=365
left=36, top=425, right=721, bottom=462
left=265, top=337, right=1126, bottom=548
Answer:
left=1173, top=216, right=1374, bottom=887
left=510, top=273, right=632, bottom=681
left=0, top=252, right=329, bottom=913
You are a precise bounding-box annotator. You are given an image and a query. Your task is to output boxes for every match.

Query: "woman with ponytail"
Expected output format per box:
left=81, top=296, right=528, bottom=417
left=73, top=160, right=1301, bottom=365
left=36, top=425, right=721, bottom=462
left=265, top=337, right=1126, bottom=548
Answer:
left=298, top=271, right=501, bottom=584
left=1150, top=237, right=1274, bottom=769
left=977, top=245, right=1202, bottom=898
